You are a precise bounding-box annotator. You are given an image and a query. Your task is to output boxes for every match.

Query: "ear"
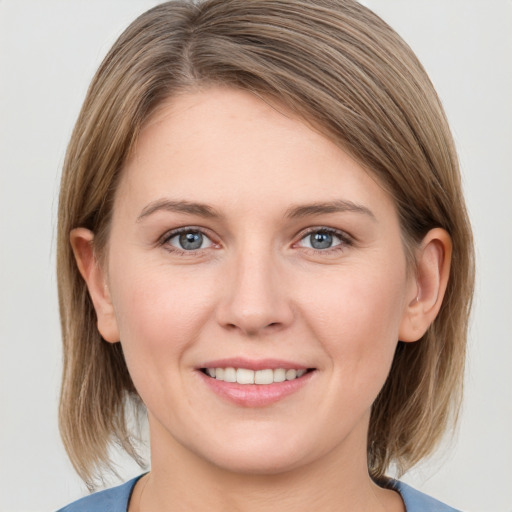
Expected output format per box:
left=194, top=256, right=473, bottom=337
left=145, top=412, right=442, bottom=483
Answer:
left=70, top=228, right=120, bottom=343
left=399, top=228, right=452, bottom=342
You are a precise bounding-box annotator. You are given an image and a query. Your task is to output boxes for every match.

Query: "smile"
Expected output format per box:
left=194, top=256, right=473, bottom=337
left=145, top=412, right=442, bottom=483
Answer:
left=202, top=367, right=309, bottom=384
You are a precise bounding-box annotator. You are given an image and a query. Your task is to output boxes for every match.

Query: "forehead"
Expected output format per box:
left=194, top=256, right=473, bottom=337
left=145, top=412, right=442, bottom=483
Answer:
left=117, top=87, right=396, bottom=220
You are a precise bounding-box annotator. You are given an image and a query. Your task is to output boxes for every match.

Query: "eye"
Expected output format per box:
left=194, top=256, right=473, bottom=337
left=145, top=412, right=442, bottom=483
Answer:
left=297, top=229, right=347, bottom=250
left=165, top=229, right=213, bottom=251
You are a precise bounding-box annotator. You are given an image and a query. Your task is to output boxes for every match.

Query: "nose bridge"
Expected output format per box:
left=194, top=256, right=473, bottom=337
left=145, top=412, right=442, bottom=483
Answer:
left=217, top=236, right=293, bottom=336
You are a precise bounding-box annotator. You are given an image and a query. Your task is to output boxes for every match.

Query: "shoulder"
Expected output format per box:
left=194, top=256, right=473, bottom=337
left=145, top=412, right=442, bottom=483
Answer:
left=56, top=475, right=143, bottom=512
left=392, top=480, right=462, bottom=512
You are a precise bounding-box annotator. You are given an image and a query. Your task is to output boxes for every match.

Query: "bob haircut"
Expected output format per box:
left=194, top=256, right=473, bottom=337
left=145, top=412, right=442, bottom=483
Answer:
left=57, top=0, right=474, bottom=488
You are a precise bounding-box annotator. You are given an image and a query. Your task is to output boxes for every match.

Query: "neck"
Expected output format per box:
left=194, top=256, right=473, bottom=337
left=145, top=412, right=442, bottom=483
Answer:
left=133, top=416, right=403, bottom=512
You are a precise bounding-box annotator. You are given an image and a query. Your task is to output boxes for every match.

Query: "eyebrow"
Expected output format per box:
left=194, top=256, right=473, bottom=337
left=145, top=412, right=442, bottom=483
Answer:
left=285, top=200, right=376, bottom=221
left=136, top=198, right=376, bottom=222
left=136, top=199, right=221, bottom=222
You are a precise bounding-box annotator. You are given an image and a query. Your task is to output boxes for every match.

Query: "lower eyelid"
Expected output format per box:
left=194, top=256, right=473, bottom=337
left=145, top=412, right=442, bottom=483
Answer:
left=296, top=229, right=351, bottom=248
left=160, top=228, right=216, bottom=250
left=159, top=227, right=352, bottom=254
left=169, top=233, right=212, bottom=249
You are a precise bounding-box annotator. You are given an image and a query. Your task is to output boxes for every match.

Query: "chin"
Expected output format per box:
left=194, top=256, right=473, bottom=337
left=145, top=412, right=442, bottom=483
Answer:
left=208, top=449, right=308, bottom=476
left=186, top=428, right=322, bottom=476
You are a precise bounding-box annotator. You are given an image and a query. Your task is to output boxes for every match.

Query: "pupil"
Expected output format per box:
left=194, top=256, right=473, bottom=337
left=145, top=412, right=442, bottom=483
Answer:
left=179, top=232, right=203, bottom=250
left=311, top=232, right=332, bottom=249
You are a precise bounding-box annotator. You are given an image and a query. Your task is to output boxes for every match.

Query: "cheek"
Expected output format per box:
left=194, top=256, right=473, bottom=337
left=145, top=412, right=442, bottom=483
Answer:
left=108, top=262, right=215, bottom=377
left=301, top=260, right=407, bottom=380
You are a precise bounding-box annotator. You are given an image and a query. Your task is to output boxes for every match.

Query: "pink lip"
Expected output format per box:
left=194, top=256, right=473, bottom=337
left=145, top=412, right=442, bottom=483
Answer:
left=196, top=359, right=315, bottom=408
left=198, top=357, right=310, bottom=371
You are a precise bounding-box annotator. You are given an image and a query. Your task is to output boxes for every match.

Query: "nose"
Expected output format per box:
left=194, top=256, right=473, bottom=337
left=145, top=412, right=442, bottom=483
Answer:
left=215, top=246, right=294, bottom=337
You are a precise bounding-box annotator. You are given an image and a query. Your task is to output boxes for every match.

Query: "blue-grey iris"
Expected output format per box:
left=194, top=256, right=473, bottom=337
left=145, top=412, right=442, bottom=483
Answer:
left=179, top=231, right=203, bottom=250
left=310, top=231, right=333, bottom=249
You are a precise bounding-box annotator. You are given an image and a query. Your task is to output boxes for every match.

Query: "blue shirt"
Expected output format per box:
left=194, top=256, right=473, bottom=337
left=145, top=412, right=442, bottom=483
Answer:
left=57, top=475, right=461, bottom=511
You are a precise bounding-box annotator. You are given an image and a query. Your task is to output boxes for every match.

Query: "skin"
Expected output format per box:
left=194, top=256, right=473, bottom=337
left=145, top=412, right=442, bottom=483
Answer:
left=72, top=87, right=451, bottom=512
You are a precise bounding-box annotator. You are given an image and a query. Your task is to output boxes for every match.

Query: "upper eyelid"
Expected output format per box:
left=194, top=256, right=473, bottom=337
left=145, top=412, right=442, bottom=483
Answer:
left=161, top=226, right=215, bottom=242
left=158, top=225, right=353, bottom=249
left=159, top=227, right=218, bottom=256
left=295, top=226, right=352, bottom=242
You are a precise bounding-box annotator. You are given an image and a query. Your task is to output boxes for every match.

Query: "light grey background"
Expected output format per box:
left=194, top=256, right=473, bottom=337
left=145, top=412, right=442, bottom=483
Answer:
left=1, top=1, right=511, bottom=511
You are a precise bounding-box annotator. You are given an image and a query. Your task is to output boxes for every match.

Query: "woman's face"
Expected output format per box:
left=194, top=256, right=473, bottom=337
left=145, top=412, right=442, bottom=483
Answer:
left=102, top=87, right=417, bottom=474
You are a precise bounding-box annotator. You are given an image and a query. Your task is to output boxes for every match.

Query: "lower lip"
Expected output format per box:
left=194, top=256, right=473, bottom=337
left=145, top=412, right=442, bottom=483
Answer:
left=197, top=370, right=314, bottom=407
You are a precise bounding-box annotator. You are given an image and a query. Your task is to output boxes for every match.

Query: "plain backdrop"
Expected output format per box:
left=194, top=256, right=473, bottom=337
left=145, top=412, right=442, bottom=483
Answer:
left=1, top=1, right=511, bottom=511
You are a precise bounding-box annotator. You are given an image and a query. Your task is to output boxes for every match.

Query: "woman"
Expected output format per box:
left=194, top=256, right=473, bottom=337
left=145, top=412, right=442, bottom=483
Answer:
left=56, top=1, right=474, bottom=510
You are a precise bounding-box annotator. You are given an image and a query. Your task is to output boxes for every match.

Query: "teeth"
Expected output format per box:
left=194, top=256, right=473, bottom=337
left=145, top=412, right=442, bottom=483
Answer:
left=223, top=367, right=237, bottom=382
left=236, top=368, right=254, bottom=384
left=285, top=369, right=297, bottom=380
left=206, top=367, right=309, bottom=384
left=255, top=369, right=273, bottom=384
left=273, top=368, right=286, bottom=382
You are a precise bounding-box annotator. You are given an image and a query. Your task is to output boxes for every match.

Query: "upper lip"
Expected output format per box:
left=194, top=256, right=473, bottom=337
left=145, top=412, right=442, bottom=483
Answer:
left=198, top=357, right=311, bottom=371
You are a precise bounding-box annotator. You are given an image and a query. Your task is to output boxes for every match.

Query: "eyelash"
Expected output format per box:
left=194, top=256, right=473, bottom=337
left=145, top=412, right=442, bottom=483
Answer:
left=159, top=226, right=353, bottom=256
left=159, top=227, right=218, bottom=257
left=294, top=227, right=353, bottom=255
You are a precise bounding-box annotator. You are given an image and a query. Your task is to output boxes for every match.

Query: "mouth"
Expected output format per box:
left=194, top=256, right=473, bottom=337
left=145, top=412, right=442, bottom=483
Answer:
left=197, top=359, right=316, bottom=406
left=200, top=367, right=314, bottom=385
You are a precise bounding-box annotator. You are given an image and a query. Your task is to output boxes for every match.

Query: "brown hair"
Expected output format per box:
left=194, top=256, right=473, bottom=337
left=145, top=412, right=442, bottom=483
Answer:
left=57, top=0, right=474, bottom=488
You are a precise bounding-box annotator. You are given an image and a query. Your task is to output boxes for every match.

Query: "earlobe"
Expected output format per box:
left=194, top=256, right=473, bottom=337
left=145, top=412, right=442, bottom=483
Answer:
left=399, top=228, right=452, bottom=342
left=70, top=228, right=120, bottom=343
